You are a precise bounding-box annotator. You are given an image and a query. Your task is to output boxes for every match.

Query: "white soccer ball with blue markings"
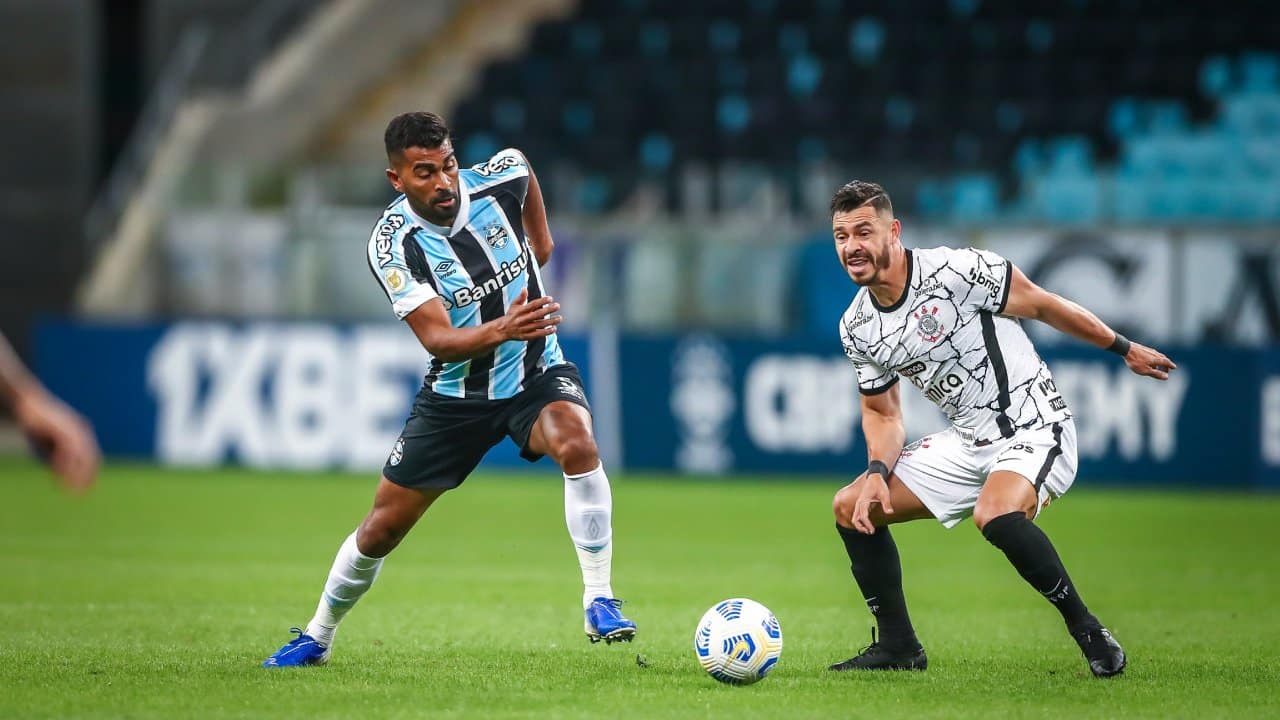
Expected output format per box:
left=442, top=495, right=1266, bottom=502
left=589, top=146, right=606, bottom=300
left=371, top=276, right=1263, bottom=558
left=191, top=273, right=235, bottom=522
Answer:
left=693, top=598, right=783, bottom=685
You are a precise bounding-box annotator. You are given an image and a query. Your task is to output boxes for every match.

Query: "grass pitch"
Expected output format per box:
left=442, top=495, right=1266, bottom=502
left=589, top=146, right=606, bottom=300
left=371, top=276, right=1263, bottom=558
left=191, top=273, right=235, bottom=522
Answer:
left=1, top=457, right=1277, bottom=719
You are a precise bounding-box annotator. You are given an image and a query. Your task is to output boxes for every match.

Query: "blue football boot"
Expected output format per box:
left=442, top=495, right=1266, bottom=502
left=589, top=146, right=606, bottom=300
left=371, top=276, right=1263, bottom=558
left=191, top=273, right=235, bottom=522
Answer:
left=262, top=627, right=330, bottom=667
left=584, top=597, right=637, bottom=644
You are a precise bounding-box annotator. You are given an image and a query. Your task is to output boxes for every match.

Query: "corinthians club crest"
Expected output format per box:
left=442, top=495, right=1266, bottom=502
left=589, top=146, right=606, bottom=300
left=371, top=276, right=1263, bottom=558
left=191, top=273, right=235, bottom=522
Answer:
left=914, top=304, right=945, bottom=342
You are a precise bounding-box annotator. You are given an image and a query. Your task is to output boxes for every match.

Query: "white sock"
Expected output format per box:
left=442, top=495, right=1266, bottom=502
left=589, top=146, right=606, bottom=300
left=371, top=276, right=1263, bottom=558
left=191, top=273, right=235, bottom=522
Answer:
left=304, top=531, right=384, bottom=648
left=564, top=463, right=614, bottom=608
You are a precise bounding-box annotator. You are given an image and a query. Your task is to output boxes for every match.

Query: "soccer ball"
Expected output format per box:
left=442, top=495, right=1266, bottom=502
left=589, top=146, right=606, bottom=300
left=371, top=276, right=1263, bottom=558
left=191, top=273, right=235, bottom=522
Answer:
left=693, top=598, right=783, bottom=685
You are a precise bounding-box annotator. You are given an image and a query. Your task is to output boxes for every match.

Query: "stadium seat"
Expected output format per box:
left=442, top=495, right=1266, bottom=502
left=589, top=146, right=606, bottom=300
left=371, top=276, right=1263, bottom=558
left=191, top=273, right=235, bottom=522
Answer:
left=450, top=2, right=1280, bottom=219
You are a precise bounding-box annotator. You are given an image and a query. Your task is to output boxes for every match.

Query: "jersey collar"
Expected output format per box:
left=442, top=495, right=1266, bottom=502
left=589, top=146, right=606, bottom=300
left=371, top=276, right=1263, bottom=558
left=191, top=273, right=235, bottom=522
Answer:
left=868, top=248, right=914, bottom=313
left=403, top=174, right=471, bottom=236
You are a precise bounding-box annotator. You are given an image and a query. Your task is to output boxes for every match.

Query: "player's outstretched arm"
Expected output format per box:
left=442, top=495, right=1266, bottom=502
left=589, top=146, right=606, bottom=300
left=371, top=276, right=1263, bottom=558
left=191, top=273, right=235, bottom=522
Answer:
left=852, top=384, right=906, bottom=534
left=516, top=151, right=554, bottom=267
left=0, top=333, right=100, bottom=492
left=404, top=288, right=560, bottom=362
left=1002, top=263, right=1176, bottom=381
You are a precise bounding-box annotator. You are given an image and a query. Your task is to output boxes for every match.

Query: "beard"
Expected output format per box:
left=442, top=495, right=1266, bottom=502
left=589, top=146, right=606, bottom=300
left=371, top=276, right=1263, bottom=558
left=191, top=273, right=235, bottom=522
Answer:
left=413, top=191, right=459, bottom=225
left=848, top=244, right=893, bottom=286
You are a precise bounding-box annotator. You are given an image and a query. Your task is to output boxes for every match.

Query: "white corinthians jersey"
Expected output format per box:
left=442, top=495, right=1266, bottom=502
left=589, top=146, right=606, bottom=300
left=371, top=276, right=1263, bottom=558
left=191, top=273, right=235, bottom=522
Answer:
left=839, top=246, right=1070, bottom=446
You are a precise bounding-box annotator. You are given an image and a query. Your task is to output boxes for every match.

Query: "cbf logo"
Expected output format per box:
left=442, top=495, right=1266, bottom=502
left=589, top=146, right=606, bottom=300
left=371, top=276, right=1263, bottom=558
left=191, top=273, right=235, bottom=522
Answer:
left=671, top=336, right=735, bottom=473
left=485, top=224, right=509, bottom=250
left=914, top=304, right=945, bottom=342
left=388, top=437, right=404, bottom=467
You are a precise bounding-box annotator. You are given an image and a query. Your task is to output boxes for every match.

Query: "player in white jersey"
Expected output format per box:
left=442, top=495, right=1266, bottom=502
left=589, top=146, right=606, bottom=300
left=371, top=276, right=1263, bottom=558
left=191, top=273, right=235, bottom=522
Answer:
left=264, top=113, right=634, bottom=667
left=826, top=181, right=1175, bottom=678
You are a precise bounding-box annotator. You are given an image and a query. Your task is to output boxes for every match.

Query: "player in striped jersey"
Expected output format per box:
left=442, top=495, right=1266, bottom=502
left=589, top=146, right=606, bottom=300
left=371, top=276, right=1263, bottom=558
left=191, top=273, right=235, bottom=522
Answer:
left=265, top=112, right=634, bottom=667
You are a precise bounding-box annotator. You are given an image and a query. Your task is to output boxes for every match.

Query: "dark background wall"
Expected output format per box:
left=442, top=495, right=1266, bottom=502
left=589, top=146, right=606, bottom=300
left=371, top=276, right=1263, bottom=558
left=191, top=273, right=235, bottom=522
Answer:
left=0, top=0, right=158, bottom=362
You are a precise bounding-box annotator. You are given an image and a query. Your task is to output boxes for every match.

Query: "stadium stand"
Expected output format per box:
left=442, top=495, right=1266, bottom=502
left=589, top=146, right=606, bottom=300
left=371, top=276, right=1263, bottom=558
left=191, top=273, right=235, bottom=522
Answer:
left=449, top=0, right=1280, bottom=221
left=0, top=1, right=98, bottom=357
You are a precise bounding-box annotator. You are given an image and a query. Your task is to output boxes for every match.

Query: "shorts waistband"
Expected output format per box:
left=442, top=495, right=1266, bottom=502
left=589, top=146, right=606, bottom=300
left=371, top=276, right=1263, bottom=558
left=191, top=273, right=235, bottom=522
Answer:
left=971, top=418, right=1067, bottom=447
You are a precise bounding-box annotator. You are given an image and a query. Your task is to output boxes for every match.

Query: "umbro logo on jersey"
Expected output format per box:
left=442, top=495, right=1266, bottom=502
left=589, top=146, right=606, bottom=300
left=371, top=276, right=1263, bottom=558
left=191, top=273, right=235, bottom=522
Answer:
left=485, top=224, right=509, bottom=250
left=435, top=260, right=457, bottom=278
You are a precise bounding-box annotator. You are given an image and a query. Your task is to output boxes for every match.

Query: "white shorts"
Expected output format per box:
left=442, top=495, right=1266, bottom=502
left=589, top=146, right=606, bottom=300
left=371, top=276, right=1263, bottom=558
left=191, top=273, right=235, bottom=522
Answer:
left=893, top=419, right=1078, bottom=529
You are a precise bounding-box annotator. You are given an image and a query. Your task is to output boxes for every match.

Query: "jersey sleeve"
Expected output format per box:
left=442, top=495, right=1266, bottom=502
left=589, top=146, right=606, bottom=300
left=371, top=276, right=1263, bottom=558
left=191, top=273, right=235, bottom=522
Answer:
left=840, top=316, right=899, bottom=396
left=367, top=213, right=439, bottom=319
left=946, top=247, right=1012, bottom=314
left=464, top=147, right=530, bottom=206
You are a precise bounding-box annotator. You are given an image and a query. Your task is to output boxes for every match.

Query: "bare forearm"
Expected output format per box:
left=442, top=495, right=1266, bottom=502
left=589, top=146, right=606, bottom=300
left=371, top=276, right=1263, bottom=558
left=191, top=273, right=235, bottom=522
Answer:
left=421, top=322, right=508, bottom=362
left=522, top=167, right=554, bottom=266
left=0, top=334, right=40, bottom=408
left=863, top=412, right=906, bottom=468
left=1038, top=294, right=1117, bottom=348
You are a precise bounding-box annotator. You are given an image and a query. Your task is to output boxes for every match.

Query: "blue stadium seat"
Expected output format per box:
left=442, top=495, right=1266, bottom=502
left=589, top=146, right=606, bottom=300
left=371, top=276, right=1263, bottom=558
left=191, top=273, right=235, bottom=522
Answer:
left=639, top=133, right=673, bottom=171
left=570, top=23, right=602, bottom=57
left=707, top=19, right=740, bottom=55
left=1027, top=175, right=1101, bottom=224
left=455, top=2, right=1280, bottom=218
left=1012, top=139, right=1044, bottom=178
left=847, top=17, right=884, bottom=65
left=1108, top=98, right=1141, bottom=138
left=778, top=23, right=808, bottom=56
left=462, top=133, right=500, bottom=164
left=716, top=95, right=750, bottom=134
left=916, top=179, right=948, bottom=218
left=1045, top=137, right=1094, bottom=175
left=638, top=21, right=670, bottom=57
left=787, top=54, right=822, bottom=96
left=1239, top=53, right=1280, bottom=93
left=1199, top=55, right=1231, bottom=97
left=948, top=174, right=1000, bottom=222
left=1109, top=175, right=1150, bottom=223
left=562, top=101, right=594, bottom=137
left=492, top=99, right=525, bottom=133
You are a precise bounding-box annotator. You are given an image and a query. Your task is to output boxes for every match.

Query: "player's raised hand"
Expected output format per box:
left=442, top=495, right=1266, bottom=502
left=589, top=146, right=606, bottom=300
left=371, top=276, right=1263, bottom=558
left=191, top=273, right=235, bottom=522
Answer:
left=498, top=288, right=561, bottom=341
left=1124, top=342, right=1176, bottom=381
left=852, top=472, right=893, bottom=534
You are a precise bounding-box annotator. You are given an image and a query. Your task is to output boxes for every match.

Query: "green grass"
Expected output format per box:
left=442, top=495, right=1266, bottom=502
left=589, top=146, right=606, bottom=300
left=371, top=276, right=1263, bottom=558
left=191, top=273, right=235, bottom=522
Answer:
left=1, top=457, right=1278, bottom=719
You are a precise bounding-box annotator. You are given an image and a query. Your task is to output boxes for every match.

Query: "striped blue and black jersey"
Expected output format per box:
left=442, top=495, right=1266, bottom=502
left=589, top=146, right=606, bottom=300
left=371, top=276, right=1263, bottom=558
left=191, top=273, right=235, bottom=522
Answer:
left=367, top=148, right=565, bottom=400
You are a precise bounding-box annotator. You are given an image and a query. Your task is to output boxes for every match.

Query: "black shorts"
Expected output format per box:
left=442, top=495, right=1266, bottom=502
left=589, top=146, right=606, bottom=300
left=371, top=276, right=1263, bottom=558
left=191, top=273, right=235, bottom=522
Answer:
left=382, top=363, right=590, bottom=490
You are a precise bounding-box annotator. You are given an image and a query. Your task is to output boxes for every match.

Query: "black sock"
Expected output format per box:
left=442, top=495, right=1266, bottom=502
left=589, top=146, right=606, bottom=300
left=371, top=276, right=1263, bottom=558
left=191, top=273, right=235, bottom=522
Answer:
left=981, top=511, right=1097, bottom=631
left=836, top=523, right=920, bottom=651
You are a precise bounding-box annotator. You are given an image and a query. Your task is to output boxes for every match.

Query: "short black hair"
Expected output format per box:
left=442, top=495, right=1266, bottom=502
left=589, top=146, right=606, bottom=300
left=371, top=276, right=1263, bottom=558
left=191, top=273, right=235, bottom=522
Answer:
left=830, top=180, right=893, bottom=217
left=384, top=111, right=451, bottom=159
